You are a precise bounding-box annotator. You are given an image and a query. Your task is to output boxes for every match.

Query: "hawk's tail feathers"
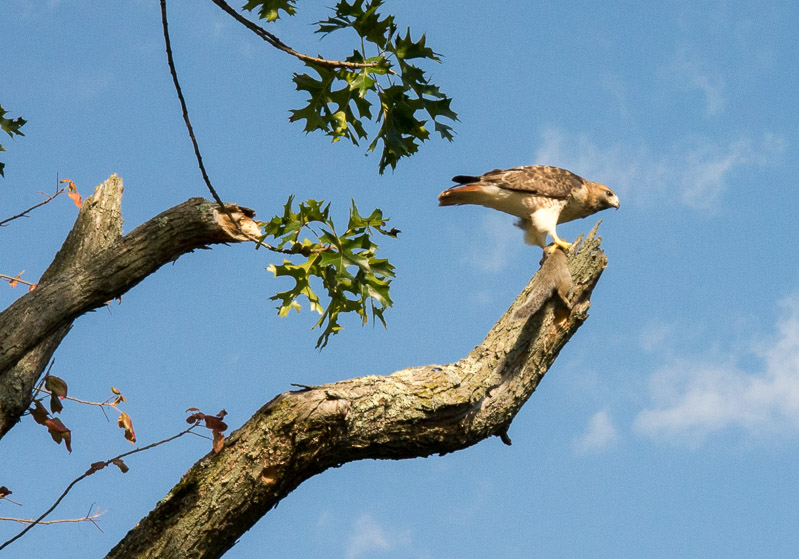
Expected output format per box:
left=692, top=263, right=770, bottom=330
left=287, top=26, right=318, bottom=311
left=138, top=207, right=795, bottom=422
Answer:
left=437, top=183, right=487, bottom=206
left=451, top=174, right=481, bottom=184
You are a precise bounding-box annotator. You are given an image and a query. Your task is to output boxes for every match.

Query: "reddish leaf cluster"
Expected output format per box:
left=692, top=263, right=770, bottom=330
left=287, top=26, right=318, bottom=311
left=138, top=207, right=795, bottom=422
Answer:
left=186, top=408, right=228, bottom=453
left=117, top=412, right=136, bottom=444
left=44, top=417, right=72, bottom=452
left=60, top=178, right=82, bottom=208
left=29, top=375, right=72, bottom=453
left=87, top=457, right=129, bottom=476
left=28, top=377, right=137, bottom=452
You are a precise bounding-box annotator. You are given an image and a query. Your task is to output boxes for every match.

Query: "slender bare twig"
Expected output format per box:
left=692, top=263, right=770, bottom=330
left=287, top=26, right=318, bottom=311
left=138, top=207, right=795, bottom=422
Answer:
left=33, top=386, right=124, bottom=423
left=160, top=0, right=293, bottom=255
left=159, top=1, right=337, bottom=257
left=0, top=425, right=198, bottom=551
left=0, top=272, right=36, bottom=289
left=0, top=510, right=105, bottom=529
left=209, top=0, right=380, bottom=69
left=34, top=387, right=120, bottom=410
left=0, top=189, right=65, bottom=227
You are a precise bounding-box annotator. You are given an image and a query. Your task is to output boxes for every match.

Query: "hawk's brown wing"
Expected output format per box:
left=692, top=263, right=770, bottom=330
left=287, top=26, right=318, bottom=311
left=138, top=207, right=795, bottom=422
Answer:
left=451, top=165, right=584, bottom=199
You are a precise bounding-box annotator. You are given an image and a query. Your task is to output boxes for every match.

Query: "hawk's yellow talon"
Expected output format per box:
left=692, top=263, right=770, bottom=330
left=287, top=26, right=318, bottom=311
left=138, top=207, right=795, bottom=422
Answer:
left=548, top=238, right=571, bottom=253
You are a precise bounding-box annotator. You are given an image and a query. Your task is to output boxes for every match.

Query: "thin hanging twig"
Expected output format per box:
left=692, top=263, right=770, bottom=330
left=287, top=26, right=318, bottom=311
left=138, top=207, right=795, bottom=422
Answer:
left=159, top=0, right=226, bottom=210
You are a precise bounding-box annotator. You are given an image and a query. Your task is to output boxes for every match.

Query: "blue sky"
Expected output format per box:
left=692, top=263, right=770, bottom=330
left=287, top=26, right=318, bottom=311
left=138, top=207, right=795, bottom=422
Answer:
left=2, top=1, right=799, bottom=557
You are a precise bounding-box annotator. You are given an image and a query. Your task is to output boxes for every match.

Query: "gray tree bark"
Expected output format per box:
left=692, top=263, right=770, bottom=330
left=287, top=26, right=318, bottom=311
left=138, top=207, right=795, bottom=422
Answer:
left=1, top=174, right=608, bottom=558
left=106, top=227, right=608, bottom=559
left=0, top=175, right=259, bottom=439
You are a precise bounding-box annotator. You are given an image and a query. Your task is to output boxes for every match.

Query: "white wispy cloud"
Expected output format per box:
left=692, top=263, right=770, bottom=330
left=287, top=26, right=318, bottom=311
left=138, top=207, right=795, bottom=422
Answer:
left=345, top=514, right=410, bottom=559
left=574, top=410, right=620, bottom=454
left=533, top=127, right=785, bottom=210
left=634, top=297, right=799, bottom=446
left=660, top=47, right=726, bottom=116
left=638, top=320, right=675, bottom=353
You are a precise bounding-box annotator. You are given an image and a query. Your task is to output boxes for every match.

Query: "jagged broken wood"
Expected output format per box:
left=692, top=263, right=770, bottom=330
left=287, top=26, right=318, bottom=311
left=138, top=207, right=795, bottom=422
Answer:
left=0, top=174, right=259, bottom=439
left=106, top=227, right=608, bottom=559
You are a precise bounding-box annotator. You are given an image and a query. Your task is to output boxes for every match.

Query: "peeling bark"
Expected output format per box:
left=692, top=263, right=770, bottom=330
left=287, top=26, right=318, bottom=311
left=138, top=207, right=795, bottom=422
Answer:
left=106, top=228, right=608, bottom=559
left=0, top=175, right=258, bottom=439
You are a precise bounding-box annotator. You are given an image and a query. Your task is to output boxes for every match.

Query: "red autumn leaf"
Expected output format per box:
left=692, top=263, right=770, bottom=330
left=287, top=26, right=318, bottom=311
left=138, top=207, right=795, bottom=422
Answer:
left=117, top=412, right=136, bottom=444
left=186, top=408, right=229, bottom=452
left=67, top=191, right=82, bottom=208
left=204, top=415, right=228, bottom=432
left=45, top=417, right=72, bottom=452
left=45, top=417, right=69, bottom=435
left=87, top=461, right=107, bottom=475
left=186, top=409, right=205, bottom=424
left=28, top=283, right=37, bottom=292
left=111, top=458, right=129, bottom=473
left=8, top=274, right=21, bottom=288
left=0, top=486, right=12, bottom=499
left=186, top=408, right=228, bottom=431
left=30, top=399, right=49, bottom=425
left=212, top=430, right=225, bottom=454
left=60, top=178, right=82, bottom=208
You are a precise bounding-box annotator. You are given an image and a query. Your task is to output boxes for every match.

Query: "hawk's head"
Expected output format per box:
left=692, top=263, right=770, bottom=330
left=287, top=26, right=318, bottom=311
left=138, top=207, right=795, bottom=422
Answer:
left=588, top=182, right=620, bottom=211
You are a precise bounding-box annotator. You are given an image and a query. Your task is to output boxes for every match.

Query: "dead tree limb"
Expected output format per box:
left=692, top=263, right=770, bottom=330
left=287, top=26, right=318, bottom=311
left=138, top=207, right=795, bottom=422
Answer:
left=0, top=174, right=259, bottom=439
left=106, top=229, right=608, bottom=559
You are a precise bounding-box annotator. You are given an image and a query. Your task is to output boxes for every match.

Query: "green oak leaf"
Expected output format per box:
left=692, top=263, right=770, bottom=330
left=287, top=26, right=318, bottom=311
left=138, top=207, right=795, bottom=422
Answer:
left=0, top=104, right=26, bottom=178
left=242, top=0, right=297, bottom=22
left=261, top=197, right=397, bottom=348
left=288, top=1, right=459, bottom=173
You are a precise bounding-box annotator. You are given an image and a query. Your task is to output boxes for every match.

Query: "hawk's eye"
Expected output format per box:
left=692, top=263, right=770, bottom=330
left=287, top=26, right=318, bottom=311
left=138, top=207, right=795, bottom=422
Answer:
left=605, top=191, right=613, bottom=197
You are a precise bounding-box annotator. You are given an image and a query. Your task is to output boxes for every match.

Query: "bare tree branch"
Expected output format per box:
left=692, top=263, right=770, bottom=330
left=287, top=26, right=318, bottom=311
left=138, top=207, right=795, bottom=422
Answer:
left=106, top=229, right=608, bottom=559
left=210, top=0, right=381, bottom=70
left=0, top=175, right=260, bottom=439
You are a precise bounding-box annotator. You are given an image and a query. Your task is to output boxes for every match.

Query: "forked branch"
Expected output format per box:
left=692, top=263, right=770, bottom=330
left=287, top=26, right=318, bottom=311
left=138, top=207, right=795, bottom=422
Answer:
left=0, top=175, right=259, bottom=440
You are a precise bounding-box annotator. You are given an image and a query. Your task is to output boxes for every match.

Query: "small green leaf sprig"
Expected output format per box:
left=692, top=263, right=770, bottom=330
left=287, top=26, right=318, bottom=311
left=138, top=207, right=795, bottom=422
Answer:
left=244, top=0, right=458, bottom=173
left=260, top=196, right=399, bottom=348
left=0, top=105, right=26, bottom=177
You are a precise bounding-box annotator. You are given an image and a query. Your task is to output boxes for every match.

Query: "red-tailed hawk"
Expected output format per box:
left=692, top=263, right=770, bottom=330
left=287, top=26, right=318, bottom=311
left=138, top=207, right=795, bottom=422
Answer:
left=438, top=165, right=619, bottom=252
